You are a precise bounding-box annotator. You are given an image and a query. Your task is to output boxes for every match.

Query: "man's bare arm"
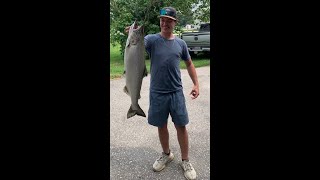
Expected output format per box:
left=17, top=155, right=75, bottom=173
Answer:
left=184, top=59, right=199, bottom=99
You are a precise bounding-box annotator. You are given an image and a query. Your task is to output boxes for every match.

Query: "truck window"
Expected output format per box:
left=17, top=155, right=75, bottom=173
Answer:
left=199, top=23, right=210, bottom=32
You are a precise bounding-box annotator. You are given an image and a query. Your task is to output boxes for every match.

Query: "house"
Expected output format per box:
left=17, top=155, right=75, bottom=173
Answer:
left=185, top=24, right=199, bottom=30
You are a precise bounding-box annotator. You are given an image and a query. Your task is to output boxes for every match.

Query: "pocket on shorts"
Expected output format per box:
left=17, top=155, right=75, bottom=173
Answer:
left=175, top=91, right=188, bottom=116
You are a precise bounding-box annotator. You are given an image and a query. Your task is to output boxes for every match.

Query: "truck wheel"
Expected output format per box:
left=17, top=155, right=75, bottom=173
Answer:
left=189, top=51, right=197, bottom=57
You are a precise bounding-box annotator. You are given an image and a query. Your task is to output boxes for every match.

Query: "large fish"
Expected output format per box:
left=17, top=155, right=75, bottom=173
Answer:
left=123, top=21, right=148, bottom=119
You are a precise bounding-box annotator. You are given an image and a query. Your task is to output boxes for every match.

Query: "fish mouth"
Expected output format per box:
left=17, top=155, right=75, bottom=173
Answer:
left=131, top=20, right=144, bottom=32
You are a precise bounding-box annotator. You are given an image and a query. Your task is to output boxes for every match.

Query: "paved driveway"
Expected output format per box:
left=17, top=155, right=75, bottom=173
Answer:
left=110, top=66, right=211, bottom=179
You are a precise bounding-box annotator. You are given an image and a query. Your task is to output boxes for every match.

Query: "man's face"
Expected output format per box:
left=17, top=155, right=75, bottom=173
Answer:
left=160, top=17, right=176, bottom=33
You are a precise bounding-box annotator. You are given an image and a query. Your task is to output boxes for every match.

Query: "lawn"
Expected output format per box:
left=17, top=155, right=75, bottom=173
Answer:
left=110, top=43, right=210, bottom=79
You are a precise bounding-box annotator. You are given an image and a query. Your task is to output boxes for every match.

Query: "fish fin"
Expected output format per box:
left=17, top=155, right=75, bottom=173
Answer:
left=127, top=106, right=136, bottom=119
left=123, top=86, right=130, bottom=96
left=135, top=105, right=146, bottom=117
left=143, top=66, right=148, bottom=77
left=127, top=105, right=146, bottom=119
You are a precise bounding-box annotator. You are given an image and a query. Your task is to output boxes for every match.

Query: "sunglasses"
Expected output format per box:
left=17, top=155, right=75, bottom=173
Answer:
left=160, top=8, right=176, bottom=18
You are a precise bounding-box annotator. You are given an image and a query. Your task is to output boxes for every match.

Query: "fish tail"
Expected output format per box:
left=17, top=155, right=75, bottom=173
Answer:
left=127, top=104, right=146, bottom=119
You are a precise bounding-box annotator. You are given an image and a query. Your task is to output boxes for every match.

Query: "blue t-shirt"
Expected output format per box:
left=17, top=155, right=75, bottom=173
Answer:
left=145, top=33, right=191, bottom=93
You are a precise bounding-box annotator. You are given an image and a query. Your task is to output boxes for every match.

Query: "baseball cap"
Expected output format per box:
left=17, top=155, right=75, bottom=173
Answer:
left=159, top=7, right=177, bottom=21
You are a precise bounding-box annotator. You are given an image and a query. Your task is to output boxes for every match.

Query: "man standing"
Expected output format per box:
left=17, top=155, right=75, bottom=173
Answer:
left=126, top=7, right=199, bottom=180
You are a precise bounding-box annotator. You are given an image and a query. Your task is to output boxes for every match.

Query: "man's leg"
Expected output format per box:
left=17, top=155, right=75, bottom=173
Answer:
left=171, top=91, right=196, bottom=179
left=153, top=123, right=174, bottom=172
left=175, top=125, right=197, bottom=180
left=175, top=125, right=189, bottom=160
left=158, top=123, right=170, bottom=154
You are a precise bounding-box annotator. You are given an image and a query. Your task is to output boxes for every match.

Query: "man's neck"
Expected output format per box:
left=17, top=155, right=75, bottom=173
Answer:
left=160, top=32, right=174, bottom=40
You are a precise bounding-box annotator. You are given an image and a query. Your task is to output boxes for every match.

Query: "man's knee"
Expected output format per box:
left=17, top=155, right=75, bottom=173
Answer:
left=158, top=123, right=168, bottom=130
left=175, top=125, right=187, bottom=132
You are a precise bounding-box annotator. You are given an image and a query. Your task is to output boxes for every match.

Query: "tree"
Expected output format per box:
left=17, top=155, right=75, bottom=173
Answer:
left=110, top=0, right=210, bottom=56
left=178, top=11, right=194, bottom=27
left=192, top=0, right=210, bottom=23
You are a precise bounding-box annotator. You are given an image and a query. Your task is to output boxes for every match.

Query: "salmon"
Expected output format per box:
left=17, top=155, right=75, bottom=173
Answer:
left=123, top=21, right=147, bottom=119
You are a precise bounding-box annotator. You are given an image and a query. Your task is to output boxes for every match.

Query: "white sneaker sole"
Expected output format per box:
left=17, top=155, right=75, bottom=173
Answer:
left=184, top=173, right=197, bottom=180
left=152, top=156, right=174, bottom=172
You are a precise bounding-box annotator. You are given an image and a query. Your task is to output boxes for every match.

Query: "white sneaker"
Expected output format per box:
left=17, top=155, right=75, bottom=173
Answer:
left=152, top=152, right=174, bottom=172
left=181, top=160, right=197, bottom=180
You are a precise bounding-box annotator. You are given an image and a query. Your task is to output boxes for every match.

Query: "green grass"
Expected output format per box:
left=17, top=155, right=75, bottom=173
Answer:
left=110, top=43, right=210, bottom=79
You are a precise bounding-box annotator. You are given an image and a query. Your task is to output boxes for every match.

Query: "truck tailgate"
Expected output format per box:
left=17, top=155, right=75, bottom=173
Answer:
left=182, top=32, right=210, bottom=47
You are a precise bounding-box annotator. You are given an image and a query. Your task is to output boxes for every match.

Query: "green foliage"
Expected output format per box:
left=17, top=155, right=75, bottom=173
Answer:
left=110, top=0, right=163, bottom=56
left=192, top=0, right=210, bottom=23
left=178, top=11, right=194, bottom=27
left=110, top=0, right=210, bottom=56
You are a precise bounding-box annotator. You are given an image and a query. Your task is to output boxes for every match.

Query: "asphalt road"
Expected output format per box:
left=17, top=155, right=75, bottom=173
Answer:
left=110, top=66, right=211, bottom=180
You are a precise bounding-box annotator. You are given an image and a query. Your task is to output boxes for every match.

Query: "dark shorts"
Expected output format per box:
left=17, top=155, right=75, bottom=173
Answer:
left=148, top=90, right=189, bottom=127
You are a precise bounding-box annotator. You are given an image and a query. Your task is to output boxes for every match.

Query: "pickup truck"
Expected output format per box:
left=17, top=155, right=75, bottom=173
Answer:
left=181, top=23, right=210, bottom=55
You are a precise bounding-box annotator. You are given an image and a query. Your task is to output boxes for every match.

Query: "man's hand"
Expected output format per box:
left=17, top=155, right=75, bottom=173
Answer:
left=124, top=26, right=130, bottom=34
left=190, top=85, right=199, bottom=99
